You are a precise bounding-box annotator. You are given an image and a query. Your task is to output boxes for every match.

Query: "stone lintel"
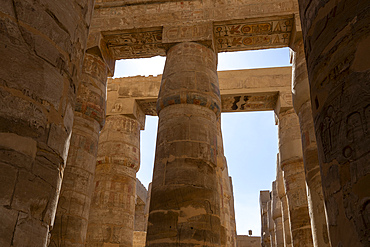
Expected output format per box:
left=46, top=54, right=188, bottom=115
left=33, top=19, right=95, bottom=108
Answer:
left=91, top=0, right=299, bottom=34
left=214, top=15, right=294, bottom=53
left=162, top=22, right=214, bottom=50
left=108, top=66, right=292, bottom=115
left=86, top=32, right=116, bottom=76
left=107, top=98, right=146, bottom=130
left=103, top=27, right=165, bottom=60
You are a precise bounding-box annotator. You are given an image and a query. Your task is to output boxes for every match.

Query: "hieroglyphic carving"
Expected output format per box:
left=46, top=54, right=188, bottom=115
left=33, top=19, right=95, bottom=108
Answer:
left=214, top=18, right=293, bottom=52
left=103, top=29, right=165, bottom=59
left=163, top=22, right=213, bottom=44
left=222, top=93, right=278, bottom=112
left=137, top=99, right=158, bottom=116
left=136, top=94, right=279, bottom=115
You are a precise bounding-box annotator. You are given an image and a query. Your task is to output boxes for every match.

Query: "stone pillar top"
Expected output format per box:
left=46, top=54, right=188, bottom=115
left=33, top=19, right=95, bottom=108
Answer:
left=86, top=32, right=116, bottom=77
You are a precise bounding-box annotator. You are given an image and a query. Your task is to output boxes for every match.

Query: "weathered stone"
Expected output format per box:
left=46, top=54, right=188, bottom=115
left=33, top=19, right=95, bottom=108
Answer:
left=277, top=108, right=314, bottom=247
left=50, top=48, right=110, bottom=247
left=147, top=42, right=221, bottom=247
left=260, top=190, right=271, bottom=247
left=236, top=235, right=261, bottom=247
left=298, top=0, right=370, bottom=246
left=108, top=66, right=292, bottom=116
left=271, top=181, right=284, bottom=247
left=291, top=38, right=331, bottom=247
left=0, top=0, right=94, bottom=245
left=86, top=114, right=142, bottom=247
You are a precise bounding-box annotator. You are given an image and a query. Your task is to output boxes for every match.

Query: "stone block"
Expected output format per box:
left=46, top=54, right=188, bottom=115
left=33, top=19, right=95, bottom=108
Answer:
left=0, top=163, right=18, bottom=206
left=12, top=212, right=48, bottom=247
left=12, top=170, right=52, bottom=222
left=0, top=206, right=18, bottom=247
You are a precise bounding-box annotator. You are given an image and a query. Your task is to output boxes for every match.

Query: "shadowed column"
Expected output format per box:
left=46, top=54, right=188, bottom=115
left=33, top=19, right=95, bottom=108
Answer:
left=86, top=113, right=142, bottom=247
left=260, top=191, right=271, bottom=247
left=216, top=119, right=236, bottom=247
left=276, top=155, right=292, bottom=247
left=272, top=181, right=284, bottom=247
left=146, top=42, right=222, bottom=247
left=291, top=38, right=330, bottom=247
left=0, top=1, right=94, bottom=246
left=298, top=0, right=370, bottom=246
left=278, top=108, right=314, bottom=247
left=50, top=47, right=112, bottom=246
left=267, top=198, right=275, bottom=247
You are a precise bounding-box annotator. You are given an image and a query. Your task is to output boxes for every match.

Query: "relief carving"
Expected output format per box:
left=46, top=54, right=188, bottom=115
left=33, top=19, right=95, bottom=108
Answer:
left=103, top=29, right=165, bottom=59
left=214, top=18, right=293, bottom=52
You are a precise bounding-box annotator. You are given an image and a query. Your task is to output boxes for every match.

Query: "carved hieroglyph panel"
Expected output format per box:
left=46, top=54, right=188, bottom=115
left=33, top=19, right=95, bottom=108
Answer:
left=221, top=94, right=278, bottom=112
left=214, top=18, right=293, bottom=52
left=136, top=94, right=279, bottom=116
left=103, top=29, right=165, bottom=59
left=137, top=99, right=158, bottom=116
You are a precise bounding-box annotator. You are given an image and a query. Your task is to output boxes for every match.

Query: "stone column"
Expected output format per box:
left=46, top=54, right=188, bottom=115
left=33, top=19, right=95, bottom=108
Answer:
left=276, top=158, right=292, bottom=247
left=86, top=110, right=144, bottom=246
left=146, top=42, right=222, bottom=246
left=291, top=37, right=330, bottom=247
left=277, top=107, right=314, bottom=247
left=267, top=199, right=275, bottom=247
left=260, top=191, right=271, bottom=247
left=271, top=181, right=284, bottom=247
left=216, top=118, right=235, bottom=247
left=50, top=34, right=114, bottom=246
left=298, top=1, right=370, bottom=246
left=228, top=177, right=237, bottom=247
left=0, top=1, right=94, bottom=246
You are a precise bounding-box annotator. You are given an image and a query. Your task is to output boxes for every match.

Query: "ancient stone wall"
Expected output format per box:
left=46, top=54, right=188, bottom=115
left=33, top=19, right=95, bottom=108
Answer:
left=236, top=235, right=261, bottom=247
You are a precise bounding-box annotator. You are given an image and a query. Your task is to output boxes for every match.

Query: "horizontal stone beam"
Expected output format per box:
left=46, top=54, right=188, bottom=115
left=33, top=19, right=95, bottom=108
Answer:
left=91, top=0, right=299, bottom=59
left=107, top=66, right=292, bottom=115
left=92, top=0, right=298, bottom=33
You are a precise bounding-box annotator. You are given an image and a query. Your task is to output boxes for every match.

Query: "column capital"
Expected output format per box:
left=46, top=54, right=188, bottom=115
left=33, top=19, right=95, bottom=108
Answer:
left=86, top=32, right=116, bottom=77
left=162, top=22, right=216, bottom=52
left=107, top=98, right=146, bottom=130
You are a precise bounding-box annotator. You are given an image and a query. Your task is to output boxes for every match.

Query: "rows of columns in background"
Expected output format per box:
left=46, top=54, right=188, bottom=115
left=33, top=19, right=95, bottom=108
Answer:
left=0, top=0, right=369, bottom=246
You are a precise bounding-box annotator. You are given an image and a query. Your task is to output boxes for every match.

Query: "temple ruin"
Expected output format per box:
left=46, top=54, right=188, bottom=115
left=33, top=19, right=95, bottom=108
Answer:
left=0, top=0, right=369, bottom=246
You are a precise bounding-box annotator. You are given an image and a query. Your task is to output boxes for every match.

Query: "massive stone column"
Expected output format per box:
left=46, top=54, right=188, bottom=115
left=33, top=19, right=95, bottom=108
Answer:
left=86, top=101, right=145, bottom=247
left=146, top=42, right=222, bottom=246
left=260, top=191, right=271, bottom=247
left=298, top=0, right=370, bottom=246
left=271, top=181, right=284, bottom=247
left=216, top=119, right=236, bottom=247
left=0, top=1, right=94, bottom=246
left=276, top=157, right=292, bottom=247
left=50, top=33, right=115, bottom=247
left=291, top=37, right=330, bottom=247
left=277, top=107, right=314, bottom=247
left=228, top=177, right=237, bottom=247
left=267, top=199, right=275, bottom=247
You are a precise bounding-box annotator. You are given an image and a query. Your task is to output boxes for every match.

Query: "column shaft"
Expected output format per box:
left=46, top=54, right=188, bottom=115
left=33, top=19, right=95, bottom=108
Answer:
left=260, top=191, right=271, bottom=247
left=267, top=200, right=275, bottom=247
left=146, top=42, right=222, bottom=246
left=272, top=181, right=284, bottom=247
left=278, top=109, right=313, bottom=247
left=298, top=0, right=370, bottom=245
left=86, top=114, right=141, bottom=247
left=50, top=53, right=109, bottom=247
left=0, top=1, right=94, bottom=246
left=291, top=39, right=331, bottom=247
left=276, top=155, right=292, bottom=247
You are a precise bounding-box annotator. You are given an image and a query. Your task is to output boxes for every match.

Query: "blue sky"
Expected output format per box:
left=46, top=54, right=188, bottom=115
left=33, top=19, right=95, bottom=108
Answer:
left=113, top=48, right=291, bottom=236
